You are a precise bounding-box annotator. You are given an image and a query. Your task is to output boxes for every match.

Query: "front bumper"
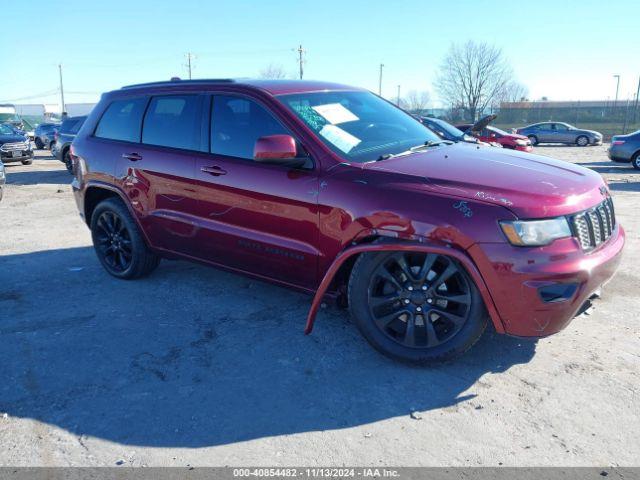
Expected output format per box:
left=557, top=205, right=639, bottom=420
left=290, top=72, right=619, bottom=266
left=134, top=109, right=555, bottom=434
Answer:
left=0, top=150, right=34, bottom=163
left=592, top=138, right=603, bottom=145
left=514, top=145, right=533, bottom=152
left=469, top=225, right=625, bottom=337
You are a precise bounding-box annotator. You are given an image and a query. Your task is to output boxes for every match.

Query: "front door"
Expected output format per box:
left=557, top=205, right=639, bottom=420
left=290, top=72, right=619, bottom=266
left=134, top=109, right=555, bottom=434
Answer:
left=192, top=94, right=320, bottom=289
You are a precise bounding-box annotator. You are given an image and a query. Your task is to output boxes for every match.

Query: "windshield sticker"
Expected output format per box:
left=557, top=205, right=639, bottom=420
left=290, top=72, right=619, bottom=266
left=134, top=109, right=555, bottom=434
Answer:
left=312, top=103, right=359, bottom=125
left=319, top=125, right=361, bottom=153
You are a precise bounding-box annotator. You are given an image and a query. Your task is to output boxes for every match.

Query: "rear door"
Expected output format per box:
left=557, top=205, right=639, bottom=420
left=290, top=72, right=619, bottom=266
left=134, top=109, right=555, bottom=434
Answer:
left=536, top=123, right=552, bottom=142
left=192, top=93, right=320, bottom=288
left=101, top=94, right=202, bottom=256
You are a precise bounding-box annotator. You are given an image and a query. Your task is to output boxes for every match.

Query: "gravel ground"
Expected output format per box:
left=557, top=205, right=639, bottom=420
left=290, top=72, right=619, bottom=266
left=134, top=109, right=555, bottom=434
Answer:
left=0, top=145, right=638, bottom=467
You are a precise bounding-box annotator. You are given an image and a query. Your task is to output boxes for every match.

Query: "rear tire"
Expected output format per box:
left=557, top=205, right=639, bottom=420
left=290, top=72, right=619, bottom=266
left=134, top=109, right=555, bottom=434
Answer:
left=21, top=159, right=33, bottom=165
left=576, top=135, right=589, bottom=147
left=528, top=135, right=538, bottom=146
left=632, top=152, right=640, bottom=170
left=35, top=138, right=44, bottom=149
left=348, top=249, right=487, bottom=364
left=90, top=198, right=160, bottom=279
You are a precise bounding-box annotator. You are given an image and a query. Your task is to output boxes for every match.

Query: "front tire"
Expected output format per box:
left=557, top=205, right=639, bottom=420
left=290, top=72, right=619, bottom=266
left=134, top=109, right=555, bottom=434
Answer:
left=632, top=152, right=640, bottom=170
left=348, top=250, right=487, bottom=364
left=35, top=138, right=44, bottom=149
left=528, top=135, right=538, bottom=146
left=90, top=198, right=160, bottom=279
left=21, top=159, right=33, bottom=165
left=576, top=135, right=589, bottom=147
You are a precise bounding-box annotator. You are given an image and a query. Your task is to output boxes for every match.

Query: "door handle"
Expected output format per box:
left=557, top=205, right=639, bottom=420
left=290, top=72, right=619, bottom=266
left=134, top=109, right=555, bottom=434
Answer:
left=201, top=165, right=227, bottom=176
left=122, top=152, right=143, bottom=161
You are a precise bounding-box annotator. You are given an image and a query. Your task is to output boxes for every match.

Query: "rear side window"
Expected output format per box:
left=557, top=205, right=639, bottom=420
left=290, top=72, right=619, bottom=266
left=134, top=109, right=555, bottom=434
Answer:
left=142, top=95, right=202, bottom=151
left=60, top=118, right=82, bottom=134
left=95, top=98, right=147, bottom=142
left=211, top=95, right=289, bottom=160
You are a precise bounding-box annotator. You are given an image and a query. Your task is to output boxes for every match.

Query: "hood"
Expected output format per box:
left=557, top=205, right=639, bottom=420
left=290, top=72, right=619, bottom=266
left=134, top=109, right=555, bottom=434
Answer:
left=507, top=133, right=529, bottom=141
left=364, top=143, right=608, bottom=218
left=0, top=134, right=28, bottom=144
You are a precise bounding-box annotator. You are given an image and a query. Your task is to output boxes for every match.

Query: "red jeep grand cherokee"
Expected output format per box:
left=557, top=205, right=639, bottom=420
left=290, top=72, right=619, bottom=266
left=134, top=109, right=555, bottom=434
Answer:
left=70, top=79, right=624, bottom=364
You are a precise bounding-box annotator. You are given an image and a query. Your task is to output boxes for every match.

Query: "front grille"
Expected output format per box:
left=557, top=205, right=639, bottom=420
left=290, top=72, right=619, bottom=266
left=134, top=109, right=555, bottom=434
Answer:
left=571, top=198, right=616, bottom=251
left=0, top=142, right=29, bottom=152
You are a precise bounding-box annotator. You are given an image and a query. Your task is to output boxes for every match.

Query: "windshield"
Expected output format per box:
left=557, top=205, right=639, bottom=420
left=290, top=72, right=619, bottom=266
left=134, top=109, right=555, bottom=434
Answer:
left=278, top=90, right=440, bottom=163
left=488, top=126, right=510, bottom=136
left=0, top=124, right=16, bottom=135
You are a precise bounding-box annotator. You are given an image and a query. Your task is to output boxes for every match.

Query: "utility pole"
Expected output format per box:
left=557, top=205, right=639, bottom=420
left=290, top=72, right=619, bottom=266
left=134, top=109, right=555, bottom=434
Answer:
left=58, top=64, right=66, bottom=115
left=378, top=64, right=384, bottom=96
left=185, top=52, right=195, bottom=80
left=397, top=85, right=401, bottom=106
left=633, top=76, right=640, bottom=124
left=613, top=74, right=620, bottom=108
left=297, top=45, right=305, bottom=80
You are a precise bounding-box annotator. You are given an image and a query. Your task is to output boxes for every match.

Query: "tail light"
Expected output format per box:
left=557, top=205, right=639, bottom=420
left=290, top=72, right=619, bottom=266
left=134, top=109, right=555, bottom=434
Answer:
left=69, top=145, right=79, bottom=177
left=611, top=140, right=625, bottom=145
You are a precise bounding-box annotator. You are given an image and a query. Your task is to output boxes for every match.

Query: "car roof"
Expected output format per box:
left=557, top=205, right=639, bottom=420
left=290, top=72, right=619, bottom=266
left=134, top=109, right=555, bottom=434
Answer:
left=117, top=78, right=365, bottom=96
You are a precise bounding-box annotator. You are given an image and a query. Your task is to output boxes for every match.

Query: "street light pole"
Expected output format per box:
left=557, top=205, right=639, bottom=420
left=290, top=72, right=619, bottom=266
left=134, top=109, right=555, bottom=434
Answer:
left=397, top=85, right=401, bottom=106
left=613, top=75, right=620, bottom=108
left=58, top=64, right=66, bottom=115
left=378, top=64, right=384, bottom=96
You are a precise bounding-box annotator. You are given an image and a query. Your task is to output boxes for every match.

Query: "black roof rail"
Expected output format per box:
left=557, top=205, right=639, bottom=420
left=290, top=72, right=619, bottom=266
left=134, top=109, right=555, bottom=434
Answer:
left=121, top=78, right=236, bottom=90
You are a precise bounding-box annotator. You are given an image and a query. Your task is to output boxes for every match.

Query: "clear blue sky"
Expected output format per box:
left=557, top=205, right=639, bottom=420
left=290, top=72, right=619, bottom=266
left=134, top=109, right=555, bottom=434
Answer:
left=2, top=0, right=638, bottom=107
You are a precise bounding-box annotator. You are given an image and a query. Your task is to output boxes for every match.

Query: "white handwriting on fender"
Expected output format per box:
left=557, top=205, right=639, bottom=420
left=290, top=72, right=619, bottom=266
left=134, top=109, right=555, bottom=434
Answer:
left=453, top=201, right=473, bottom=218
left=475, top=191, right=513, bottom=206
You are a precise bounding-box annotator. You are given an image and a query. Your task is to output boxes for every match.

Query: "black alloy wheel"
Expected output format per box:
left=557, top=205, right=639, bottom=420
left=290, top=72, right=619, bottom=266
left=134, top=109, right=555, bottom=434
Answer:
left=94, top=210, right=134, bottom=273
left=348, top=249, right=487, bottom=364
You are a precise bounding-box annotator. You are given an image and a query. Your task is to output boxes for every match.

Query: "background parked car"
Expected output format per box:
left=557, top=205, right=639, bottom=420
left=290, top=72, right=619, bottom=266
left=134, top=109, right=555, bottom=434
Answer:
left=516, top=122, right=603, bottom=146
left=34, top=123, right=60, bottom=149
left=0, top=123, right=33, bottom=165
left=52, top=115, right=87, bottom=172
left=456, top=123, right=532, bottom=152
left=419, top=117, right=476, bottom=143
left=608, top=130, right=640, bottom=169
left=0, top=161, right=5, bottom=201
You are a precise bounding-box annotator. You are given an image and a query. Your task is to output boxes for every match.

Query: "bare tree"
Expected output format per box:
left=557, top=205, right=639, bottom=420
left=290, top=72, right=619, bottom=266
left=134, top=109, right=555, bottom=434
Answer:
left=259, top=63, right=287, bottom=79
left=496, top=81, right=529, bottom=106
left=403, top=90, right=431, bottom=113
left=435, top=41, right=516, bottom=121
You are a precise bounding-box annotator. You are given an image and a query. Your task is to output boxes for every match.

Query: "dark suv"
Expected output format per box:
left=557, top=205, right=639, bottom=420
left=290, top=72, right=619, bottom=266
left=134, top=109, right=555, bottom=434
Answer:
left=71, top=79, right=624, bottom=364
left=53, top=115, right=87, bottom=172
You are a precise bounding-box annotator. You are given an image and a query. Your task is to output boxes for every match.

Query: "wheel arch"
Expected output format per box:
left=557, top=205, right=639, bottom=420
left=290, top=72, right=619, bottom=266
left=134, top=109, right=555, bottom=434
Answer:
left=306, top=239, right=505, bottom=335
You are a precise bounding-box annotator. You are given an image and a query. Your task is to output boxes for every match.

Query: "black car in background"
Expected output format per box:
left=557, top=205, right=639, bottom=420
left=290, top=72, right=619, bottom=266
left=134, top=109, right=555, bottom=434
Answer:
left=419, top=117, right=475, bottom=143
left=52, top=115, right=87, bottom=172
left=0, top=123, right=33, bottom=165
left=34, top=123, right=60, bottom=149
left=609, top=130, right=640, bottom=169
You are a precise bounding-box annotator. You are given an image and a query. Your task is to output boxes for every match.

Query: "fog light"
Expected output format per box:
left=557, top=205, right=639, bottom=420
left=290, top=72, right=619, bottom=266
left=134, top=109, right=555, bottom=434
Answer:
left=538, top=283, right=579, bottom=303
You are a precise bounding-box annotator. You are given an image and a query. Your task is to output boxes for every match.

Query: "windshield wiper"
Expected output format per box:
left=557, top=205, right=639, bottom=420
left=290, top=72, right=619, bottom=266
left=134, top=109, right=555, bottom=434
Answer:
left=375, top=140, right=453, bottom=162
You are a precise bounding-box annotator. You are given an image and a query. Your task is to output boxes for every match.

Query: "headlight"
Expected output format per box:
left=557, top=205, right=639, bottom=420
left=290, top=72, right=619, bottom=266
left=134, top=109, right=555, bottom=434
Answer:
left=500, top=217, right=571, bottom=246
left=515, top=139, right=527, bottom=146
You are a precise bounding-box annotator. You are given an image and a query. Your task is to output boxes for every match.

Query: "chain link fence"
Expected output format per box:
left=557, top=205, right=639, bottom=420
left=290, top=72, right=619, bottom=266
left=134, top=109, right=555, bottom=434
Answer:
left=495, top=100, right=640, bottom=139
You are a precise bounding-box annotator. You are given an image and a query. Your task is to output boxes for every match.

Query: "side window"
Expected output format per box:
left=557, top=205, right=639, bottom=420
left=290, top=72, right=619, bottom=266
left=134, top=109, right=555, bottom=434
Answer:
left=555, top=123, right=567, bottom=131
left=95, top=97, right=147, bottom=142
left=211, top=95, right=289, bottom=160
left=70, top=118, right=85, bottom=134
left=142, top=95, right=202, bottom=151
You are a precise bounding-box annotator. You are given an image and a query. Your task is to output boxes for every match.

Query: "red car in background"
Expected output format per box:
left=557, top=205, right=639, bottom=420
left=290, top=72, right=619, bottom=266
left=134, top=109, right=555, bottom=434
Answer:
left=456, top=123, right=533, bottom=152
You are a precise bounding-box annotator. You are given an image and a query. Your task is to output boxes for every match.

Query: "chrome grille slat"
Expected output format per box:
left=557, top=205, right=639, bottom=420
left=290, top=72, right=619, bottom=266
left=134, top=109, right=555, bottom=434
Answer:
left=571, top=198, right=616, bottom=251
left=0, top=142, right=29, bottom=152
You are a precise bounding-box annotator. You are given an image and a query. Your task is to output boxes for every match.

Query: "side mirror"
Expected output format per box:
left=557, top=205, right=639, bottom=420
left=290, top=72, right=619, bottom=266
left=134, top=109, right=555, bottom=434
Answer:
left=254, top=135, right=297, bottom=164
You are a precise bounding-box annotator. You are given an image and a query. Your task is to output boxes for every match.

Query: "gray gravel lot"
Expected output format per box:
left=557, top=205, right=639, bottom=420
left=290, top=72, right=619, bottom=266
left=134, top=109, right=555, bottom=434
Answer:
left=0, top=145, right=638, bottom=467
